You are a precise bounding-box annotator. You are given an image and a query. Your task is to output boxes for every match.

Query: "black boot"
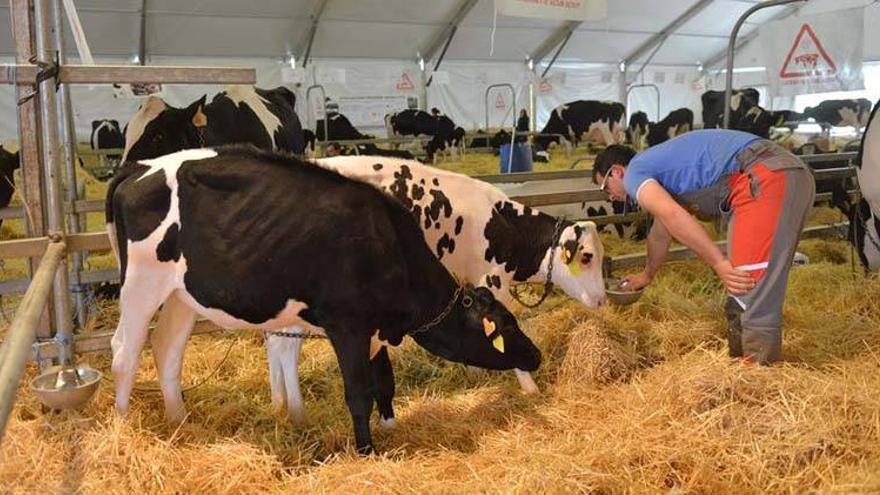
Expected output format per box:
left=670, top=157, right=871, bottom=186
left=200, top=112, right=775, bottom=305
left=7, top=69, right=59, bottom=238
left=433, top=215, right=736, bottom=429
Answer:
left=725, top=297, right=744, bottom=358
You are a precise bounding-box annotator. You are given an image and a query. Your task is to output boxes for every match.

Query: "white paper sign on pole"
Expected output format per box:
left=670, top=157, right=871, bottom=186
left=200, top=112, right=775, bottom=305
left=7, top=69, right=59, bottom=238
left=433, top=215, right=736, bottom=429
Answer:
left=338, top=96, right=410, bottom=128
left=431, top=71, right=450, bottom=85
left=760, top=8, right=864, bottom=97
left=495, top=0, right=606, bottom=21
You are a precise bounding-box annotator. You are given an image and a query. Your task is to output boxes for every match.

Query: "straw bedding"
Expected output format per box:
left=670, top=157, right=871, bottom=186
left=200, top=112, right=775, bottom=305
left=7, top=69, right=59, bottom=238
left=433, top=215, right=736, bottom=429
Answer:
left=1, top=151, right=878, bottom=493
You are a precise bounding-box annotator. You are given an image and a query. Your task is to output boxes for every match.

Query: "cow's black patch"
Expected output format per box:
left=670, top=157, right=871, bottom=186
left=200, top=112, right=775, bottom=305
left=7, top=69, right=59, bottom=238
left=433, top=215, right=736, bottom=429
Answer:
left=436, top=233, right=455, bottom=259
left=425, top=189, right=453, bottom=225
left=484, top=274, right=502, bottom=289
left=454, top=216, right=464, bottom=235
left=373, top=163, right=383, bottom=171
left=420, top=179, right=426, bottom=185
left=411, top=183, right=425, bottom=200
left=119, top=168, right=171, bottom=242
left=483, top=201, right=570, bottom=282
left=390, top=165, right=414, bottom=210
left=432, top=178, right=439, bottom=186
left=157, top=223, right=181, bottom=262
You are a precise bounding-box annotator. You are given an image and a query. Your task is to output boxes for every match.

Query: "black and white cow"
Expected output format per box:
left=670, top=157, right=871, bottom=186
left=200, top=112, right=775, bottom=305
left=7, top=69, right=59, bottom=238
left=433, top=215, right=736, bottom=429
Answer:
left=90, top=119, right=126, bottom=159
left=106, top=146, right=541, bottom=454
left=852, top=98, right=880, bottom=270
left=0, top=145, right=19, bottom=231
left=646, top=108, right=694, bottom=147
left=627, top=111, right=649, bottom=150
left=386, top=109, right=460, bottom=163
left=315, top=112, right=367, bottom=142
left=534, top=101, right=626, bottom=151
left=266, top=156, right=606, bottom=422
left=803, top=98, right=873, bottom=129
left=701, top=88, right=760, bottom=129
left=122, top=85, right=305, bottom=162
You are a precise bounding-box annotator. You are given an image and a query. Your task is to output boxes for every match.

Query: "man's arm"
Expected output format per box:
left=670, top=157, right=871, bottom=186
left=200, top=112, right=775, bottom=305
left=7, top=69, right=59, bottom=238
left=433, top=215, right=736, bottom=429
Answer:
left=623, top=218, right=671, bottom=290
left=635, top=180, right=755, bottom=295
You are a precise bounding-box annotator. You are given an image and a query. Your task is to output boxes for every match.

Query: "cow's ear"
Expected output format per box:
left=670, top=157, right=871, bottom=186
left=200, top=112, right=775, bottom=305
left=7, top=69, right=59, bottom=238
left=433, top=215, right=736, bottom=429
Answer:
left=187, top=95, right=208, bottom=128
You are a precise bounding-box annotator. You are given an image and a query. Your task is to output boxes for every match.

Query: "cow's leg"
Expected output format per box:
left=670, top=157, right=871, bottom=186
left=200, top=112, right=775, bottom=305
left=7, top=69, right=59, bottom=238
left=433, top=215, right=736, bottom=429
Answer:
left=265, top=330, right=307, bottom=424
left=111, top=271, right=172, bottom=416
left=150, top=292, right=197, bottom=425
left=370, top=347, right=396, bottom=428
left=599, top=123, right=615, bottom=146
left=328, top=330, right=375, bottom=454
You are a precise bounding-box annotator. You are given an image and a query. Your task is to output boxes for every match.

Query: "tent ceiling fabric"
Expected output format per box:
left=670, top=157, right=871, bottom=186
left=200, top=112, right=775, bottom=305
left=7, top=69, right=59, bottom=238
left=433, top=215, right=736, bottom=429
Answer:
left=0, top=0, right=798, bottom=65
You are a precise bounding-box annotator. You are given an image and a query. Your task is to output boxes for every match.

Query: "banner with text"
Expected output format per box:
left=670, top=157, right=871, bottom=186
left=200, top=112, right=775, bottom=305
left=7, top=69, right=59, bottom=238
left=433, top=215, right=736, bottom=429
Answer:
left=760, top=8, right=864, bottom=97
left=495, top=0, right=606, bottom=21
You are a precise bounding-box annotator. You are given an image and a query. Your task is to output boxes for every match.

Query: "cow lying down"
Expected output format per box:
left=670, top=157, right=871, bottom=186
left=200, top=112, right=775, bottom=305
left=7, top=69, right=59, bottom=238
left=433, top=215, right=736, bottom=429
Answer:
left=266, top=156, right=606, bottom=423
left=106, top=146, right=541, bottom=453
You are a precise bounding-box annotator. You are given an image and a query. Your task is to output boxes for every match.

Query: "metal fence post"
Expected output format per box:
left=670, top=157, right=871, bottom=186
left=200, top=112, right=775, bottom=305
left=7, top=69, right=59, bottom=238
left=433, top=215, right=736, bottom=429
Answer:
left=34, top=0, right=73, bottom=365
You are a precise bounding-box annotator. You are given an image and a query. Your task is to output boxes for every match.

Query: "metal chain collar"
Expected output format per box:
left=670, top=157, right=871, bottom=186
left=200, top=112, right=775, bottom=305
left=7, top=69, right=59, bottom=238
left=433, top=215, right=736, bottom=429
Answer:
left=509, top=216, right=566, bottom=309
left=265, top=283, right=466, bottom=340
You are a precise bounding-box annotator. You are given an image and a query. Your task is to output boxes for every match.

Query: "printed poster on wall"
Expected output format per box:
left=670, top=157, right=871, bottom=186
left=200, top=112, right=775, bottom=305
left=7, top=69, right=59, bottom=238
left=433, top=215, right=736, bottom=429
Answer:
left=338, top=96, right=410, bottom=128
left=760, top=8, right=864, bottom=97
left=495, top=0, right=607, bottom=21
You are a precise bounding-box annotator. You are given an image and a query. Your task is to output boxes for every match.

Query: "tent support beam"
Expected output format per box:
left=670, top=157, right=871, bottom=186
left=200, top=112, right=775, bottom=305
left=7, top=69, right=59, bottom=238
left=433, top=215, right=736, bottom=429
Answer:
left=426, top=25, right=457, bottom=87
left=540, top=27, right=574, bottom=78
left=137, top=0, right=146, bottom=64
left=702, top=1, right=803, bottom=70
left=622, top=0, right=715, bottom=66
left=530, top=20, right=581, bottom=67
left=298, top=0, right=330, bottom=69
left=420, top=0, right=478, bottom=64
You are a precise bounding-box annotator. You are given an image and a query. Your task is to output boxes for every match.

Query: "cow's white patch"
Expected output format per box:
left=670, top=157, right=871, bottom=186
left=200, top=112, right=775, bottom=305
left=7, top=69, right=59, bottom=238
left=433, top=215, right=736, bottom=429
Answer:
left=122, top=96, right=168, bottom=162
left=837, top=107, right=859, bottom=129
left=858, top=106, right=880, bottom=218
left=370, top=330, right=389, bottom=360
left=379, top=416, right=396, bottom=428
left=225, top=85, right=282, bottom=146
left=731, top=93, right=742, bottom=112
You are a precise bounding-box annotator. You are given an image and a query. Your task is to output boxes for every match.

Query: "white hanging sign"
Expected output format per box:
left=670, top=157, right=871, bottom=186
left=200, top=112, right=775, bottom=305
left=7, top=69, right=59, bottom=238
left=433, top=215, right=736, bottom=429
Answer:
left=431, top=71, right=450, bottom=85
left=495, top=0, right=606, bottom=21
left=760, top=8, right=864, bottom=97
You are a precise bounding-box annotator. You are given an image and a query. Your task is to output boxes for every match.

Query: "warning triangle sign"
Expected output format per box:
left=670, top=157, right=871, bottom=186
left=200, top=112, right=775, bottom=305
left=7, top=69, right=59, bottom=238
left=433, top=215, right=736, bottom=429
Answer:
left=779, top=23, right=837, bottom=79
left=396, top=72, right=415, bottom=90
left=495, top=94, right=506, bottom=109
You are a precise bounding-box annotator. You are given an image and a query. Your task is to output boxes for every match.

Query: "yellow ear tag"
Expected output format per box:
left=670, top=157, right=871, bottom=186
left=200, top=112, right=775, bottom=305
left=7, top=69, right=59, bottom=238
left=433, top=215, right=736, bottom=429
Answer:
left=192, top=108, right=208, bottom=128
left=561, top=248, right=572, bottom=265
left=492, top=335, right=505, bottom=353
left=482, top=317, right=496, bottom=337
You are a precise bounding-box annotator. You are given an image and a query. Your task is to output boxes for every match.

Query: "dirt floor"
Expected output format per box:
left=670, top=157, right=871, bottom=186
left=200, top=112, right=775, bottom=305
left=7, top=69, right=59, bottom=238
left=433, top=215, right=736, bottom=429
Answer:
left=1, top=147, right=878, bottom=494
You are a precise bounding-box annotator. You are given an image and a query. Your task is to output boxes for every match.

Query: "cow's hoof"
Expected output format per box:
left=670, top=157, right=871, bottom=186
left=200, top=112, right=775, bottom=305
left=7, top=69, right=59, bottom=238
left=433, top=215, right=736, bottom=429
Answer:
left=356, top=443, right=376, bottom=456
left=379, top=416, right=395, bottom=429
left=287, top=407, right=307, bottom=426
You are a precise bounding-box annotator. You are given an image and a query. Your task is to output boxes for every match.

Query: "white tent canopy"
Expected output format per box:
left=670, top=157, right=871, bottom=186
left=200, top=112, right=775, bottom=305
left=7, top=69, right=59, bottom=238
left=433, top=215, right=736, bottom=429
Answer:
left=2, top=0, right=879, bottom=141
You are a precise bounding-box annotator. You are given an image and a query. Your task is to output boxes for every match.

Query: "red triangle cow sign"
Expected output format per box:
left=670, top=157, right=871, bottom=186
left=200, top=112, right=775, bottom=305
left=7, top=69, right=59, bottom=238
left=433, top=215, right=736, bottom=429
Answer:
left=779, top=23, right=837, bottom=79
left=396, top=72, right=415, bottom=90
left=495, top=93, right=506, bottom=109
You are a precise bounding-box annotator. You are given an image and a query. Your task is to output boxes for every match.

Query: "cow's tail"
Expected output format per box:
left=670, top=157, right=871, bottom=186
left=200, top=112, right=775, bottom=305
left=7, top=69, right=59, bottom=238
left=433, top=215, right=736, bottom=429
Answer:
left=105, top=164, right=141, bottom=271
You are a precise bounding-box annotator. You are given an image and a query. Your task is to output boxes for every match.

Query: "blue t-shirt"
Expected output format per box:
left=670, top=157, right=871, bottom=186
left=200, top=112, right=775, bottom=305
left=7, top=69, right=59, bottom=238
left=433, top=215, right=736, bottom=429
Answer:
left=623, top=129, right=761, bottom=200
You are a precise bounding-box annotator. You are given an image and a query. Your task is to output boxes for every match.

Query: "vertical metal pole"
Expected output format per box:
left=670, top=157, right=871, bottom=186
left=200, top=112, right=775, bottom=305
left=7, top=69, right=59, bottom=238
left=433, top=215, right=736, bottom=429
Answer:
left=419, top=66, right=428, bottom=111
left=618, top=65, right=628, bottom=106
left=11, top=0, right=53, bottom=347
left=34, top=0, right=73, bottom=365
left=53, top=0, right=85, bottom=328
left=528, top=68, right=536, bottom=133
left=723, top=0, right=805, bottom=128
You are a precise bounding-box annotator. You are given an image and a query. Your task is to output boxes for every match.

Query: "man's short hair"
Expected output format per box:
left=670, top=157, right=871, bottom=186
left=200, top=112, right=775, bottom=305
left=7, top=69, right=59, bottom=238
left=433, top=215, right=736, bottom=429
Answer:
left=593, top=145, right=636, bottom=184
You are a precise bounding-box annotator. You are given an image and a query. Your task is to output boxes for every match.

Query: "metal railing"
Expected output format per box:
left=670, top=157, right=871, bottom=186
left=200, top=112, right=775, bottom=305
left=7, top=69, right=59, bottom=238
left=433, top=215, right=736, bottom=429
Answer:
left=0, top=240, right=66, bottom=442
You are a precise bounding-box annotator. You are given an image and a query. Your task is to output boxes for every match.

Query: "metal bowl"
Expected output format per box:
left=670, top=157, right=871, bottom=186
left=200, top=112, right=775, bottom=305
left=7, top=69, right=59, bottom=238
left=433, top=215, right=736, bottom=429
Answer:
left=30, top=365, right=102, bottom=410
left=605, top=277, right=644, bottom=306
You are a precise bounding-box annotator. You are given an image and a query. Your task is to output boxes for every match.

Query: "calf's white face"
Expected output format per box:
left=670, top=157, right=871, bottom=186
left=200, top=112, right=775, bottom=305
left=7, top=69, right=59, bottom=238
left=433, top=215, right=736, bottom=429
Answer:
left=552, top=222, right=605, bottom=307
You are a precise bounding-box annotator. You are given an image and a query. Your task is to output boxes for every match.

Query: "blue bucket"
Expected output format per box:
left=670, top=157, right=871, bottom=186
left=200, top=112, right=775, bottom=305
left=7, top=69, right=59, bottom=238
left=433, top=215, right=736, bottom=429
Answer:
left=499, top=143, right=533, bottom=174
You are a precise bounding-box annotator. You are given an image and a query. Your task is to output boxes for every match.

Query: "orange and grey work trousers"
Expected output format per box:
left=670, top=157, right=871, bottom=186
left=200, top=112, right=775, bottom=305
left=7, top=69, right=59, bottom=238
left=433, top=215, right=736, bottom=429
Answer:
left=675, top=140, right=815, bottom=364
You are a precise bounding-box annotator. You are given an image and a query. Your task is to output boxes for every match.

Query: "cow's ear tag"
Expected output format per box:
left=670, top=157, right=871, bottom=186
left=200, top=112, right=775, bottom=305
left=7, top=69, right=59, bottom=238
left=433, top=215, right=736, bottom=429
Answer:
left=561, top=247, right=573, bottom=265
left=492, top=335, right=505, bottom=353
left=192, top=107, right=208, bottom=128
left=482, top=317, right=496, bottom=337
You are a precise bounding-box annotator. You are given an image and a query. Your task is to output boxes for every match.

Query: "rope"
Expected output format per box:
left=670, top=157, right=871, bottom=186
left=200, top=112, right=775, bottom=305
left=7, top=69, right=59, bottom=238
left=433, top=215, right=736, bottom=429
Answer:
left=129, top=337, right=237, bottom=393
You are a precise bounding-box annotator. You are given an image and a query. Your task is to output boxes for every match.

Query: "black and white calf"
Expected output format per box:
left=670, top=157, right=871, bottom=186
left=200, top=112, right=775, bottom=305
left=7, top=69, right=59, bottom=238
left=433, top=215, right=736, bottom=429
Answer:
left=90, top=119, right=126, bottom=159
left=534, top=100, right=626, bottom=151
left=266, top=156, right=606, bottom=423
left=123, top=85, right=305, bottom=162
left=646, top=108, right=693, bottom=147
left=0, top=145, right=19, bottom=230
left=701, top=88, right=760, bottom=129
left=106, top=146, right=540, bottom=453
left=852, top=98, right=880, bottom=270
left=803, top=98, right=873, bottom=129
left=627, top=111, right=649, bottom=150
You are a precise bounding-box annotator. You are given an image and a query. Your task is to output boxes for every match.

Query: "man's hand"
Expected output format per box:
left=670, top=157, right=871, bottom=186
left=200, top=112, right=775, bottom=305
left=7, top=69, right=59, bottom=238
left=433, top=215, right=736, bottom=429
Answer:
left=712, top=259, right=756, bottom=295
left=621, top=271, right=652, bottom=291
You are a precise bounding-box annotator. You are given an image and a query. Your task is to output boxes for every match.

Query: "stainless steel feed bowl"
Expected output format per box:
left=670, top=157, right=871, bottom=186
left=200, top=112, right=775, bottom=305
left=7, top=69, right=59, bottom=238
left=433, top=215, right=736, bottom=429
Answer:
left=605, top=277, right=644, bottom=306
left=30, top=365, right=102, bottom=410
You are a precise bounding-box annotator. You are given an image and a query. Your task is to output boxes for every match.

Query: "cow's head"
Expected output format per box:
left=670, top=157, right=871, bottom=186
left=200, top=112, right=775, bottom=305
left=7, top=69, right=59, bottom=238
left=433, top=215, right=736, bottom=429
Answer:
left=123, top=95, right=208, bottom=162
left=411, top=285, right=541, bottom=371
left=552, top=221, right=606, bottom=307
